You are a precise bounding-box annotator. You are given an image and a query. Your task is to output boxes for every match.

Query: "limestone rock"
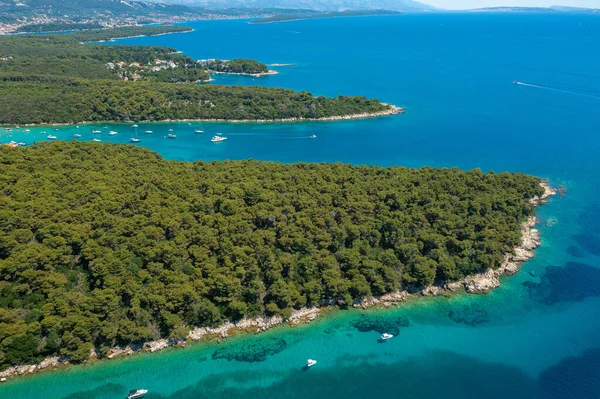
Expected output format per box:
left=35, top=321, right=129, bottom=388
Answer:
left=463, top=270, right=501, bottom=294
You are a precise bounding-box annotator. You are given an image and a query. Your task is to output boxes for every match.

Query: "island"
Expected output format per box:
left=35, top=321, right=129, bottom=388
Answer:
left=0, top=141, right=551, bottom=377
left=250, top=9, right=401, bottom=24
left=0, top=26, right=401, bottom=125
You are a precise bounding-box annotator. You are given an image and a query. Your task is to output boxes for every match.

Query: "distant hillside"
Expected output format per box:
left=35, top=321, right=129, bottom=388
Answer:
left=470, top=6, right=599, bottom=13
left=0, top=0, right=280, bottom=33
left=0, top=0, right=200, bottom=22
left=149, top=0, right=435, bottom=12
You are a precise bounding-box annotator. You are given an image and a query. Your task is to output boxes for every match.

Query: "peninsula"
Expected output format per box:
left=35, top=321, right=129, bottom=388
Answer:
left=0, top=26, right=400, bottom=125
left=250, top=9, right=401, bottom=24
left=0, top=142, right=549, bottom=377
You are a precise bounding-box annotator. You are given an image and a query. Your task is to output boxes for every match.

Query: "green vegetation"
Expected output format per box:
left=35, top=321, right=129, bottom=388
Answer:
left=0, top=79, right=389, bottom=124
left=0, top=142, right=543, bottom=368
left=0, top=27, right=391, bottom=124
left=251, top=9, right=401, bottom=24
left=68, top=26, right=193, bottom=43
left=208, top=59, right=269, bottom=75
left=14, top=22, right=103, bottom=33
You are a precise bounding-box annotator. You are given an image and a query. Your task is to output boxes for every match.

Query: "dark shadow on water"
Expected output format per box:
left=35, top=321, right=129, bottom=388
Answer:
left=566, top=245, right=585, bottom=258
left=539, top=348, right=600, bottom=399
left=351, top=313, right=410, bottom=336
left=212, top=337, right=286, bottom=362
left=62, top=383, right=125, bottom=399
left=572, top=204, right=600, bottom=256
left=523, top=262, right=600, bottom=305
left=448, top=304, right=490, bottom=326
left=153, top=350, right=539, bottom=399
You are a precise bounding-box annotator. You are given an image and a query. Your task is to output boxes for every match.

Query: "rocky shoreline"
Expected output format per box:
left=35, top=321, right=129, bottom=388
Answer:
left=6, top=105, right=405, bottom=128
left=0, top=182, right=554, bottom=382
left=209, top=70, right=280, bottom=78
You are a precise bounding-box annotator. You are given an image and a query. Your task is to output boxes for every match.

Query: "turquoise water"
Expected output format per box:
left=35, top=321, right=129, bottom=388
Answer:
left=2, top=13, right=600, bottom=398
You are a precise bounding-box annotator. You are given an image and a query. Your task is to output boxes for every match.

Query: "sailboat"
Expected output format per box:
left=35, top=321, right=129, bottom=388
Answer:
left=194, top=121, right=205, bottom=134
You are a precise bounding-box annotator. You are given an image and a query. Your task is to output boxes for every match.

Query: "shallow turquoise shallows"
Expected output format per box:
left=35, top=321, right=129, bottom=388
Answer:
left=2, top=13, right=600, bottom=399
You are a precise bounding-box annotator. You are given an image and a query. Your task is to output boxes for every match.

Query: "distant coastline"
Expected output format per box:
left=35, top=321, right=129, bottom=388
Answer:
left=250, top=10, right=401, bottom=25
left=0, top=182, right=554, bottom=382
left=92, top=28, right=195, bottom=43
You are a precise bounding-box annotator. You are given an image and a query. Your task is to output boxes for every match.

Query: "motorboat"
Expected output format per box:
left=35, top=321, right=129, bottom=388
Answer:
left=310, top=134, right=317, bottom=139
left=92, top=130, right=101, bottom=134
left=144, top=130, right=153, bottom=134
left=211, top=135, right=227, bottom=143
left=74, top=134, right=82, bottom=138
left=306, top=359, right=317, bottom=368
left=24, top=129, right=30, bottom=133
left=47, top=135, right=57, bottom=139
left=380, top=333, right=394, bottom=340
left=93, top=138, right=101, bottom=142
left=167, top=133, right=176, bottom=139
left=130, top=138, right=141, bottom=143
left=108, top=131, right=118, bottom=135
left=127, top=389, right=148, bottom=399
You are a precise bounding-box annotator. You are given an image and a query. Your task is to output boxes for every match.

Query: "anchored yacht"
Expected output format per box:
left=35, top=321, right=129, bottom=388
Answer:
left=127, top=389, right=148, bottom=399
left=211, top=135, right=227, bottom=143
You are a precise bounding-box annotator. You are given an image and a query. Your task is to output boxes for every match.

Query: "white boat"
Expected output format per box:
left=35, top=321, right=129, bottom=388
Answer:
left=211, top=135, right=227, bottom=143
left=167, top=133, right=176, bottom=139
left=380, top=333, right=394, bottom=340
left=127, top=389, right=148, bottom=399
left=108, top=131, right=118, bottom=136
left=74, top=134, right=82, bottom=138
left=310, top=134, right=317, bottom=139
left=93, top=138, right=101, bottom=142
left=47, top=135, right=57, bottom=139
left=144, top=130, right=153, bottom=134
left=306, top=359, right=317, bottom=368
left=130, top=138, right=141, bottom=143
left=92, top=130, right=101, bottom=134
left=54, top=128, right=59, bottom=131
left=195, top=129, right=204, bottom=134
left=168, top=128, right=174, bottom=132
left=24, top=129, right=30, bottom=133
left=132, top=124, right=139, bottom=128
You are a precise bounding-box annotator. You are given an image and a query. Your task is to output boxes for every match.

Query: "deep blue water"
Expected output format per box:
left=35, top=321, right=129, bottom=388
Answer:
left=2, top=13, right=600, bottom=399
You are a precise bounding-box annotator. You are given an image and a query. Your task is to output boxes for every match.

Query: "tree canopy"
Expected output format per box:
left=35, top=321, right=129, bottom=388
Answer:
left=0, top=28, right=390, bottom=124
left=0, top=142, right=543, bottom=368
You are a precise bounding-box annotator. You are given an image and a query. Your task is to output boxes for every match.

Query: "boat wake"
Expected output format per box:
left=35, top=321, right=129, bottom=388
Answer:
left=514, top=81, right=600, bottom=99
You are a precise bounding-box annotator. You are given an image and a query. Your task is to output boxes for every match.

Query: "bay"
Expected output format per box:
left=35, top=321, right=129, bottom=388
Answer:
left=2, top=13, right=600, bottom=399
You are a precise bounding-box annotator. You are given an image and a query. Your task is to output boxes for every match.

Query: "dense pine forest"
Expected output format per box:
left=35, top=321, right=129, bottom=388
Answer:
left=0, top=27, right=392, bottom=124
left=0, top=142, right=543, bottom=368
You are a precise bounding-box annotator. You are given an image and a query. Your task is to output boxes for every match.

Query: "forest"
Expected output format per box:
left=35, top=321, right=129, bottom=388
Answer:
left=0, top=27, right=388, bottom=124
left=0, top=142, right=543, bottom=369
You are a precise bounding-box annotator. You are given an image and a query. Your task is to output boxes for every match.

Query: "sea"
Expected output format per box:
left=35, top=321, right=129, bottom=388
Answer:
left=1, top=13, right=600, bottom=399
